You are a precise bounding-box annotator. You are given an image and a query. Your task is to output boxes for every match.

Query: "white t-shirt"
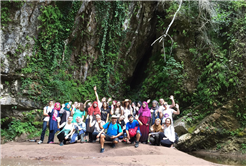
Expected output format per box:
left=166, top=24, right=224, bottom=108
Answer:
left=161, top=108, right=174, bottom=126
left=43, top=106, right=54, bottom=122
left=164, top=125, right=175, bottom=142
left=91, top=120, right=105, bottom=133
left=98, top=101, right=102, bottom=109
left=122, top=106, right=132, bottom=123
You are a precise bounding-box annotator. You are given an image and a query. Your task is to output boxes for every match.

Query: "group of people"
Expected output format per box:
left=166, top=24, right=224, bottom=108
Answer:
left=38, top=86, right=180, bottom=153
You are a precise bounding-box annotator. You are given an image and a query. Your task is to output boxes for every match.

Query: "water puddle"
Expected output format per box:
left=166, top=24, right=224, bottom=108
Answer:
left=190, top=151, right=246, bottom=166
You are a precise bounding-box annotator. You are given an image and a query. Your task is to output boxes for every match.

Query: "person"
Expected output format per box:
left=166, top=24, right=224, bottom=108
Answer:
left=138, top=101, right=151, bottom=143
left=93, top=86, right=111, bottom=109
left=131, top=102, right=137, bottom=116
left=117, top=115, right=126, bottom=142
left=159, top=103, right=180, bottom=126
left=125, top=114, right=142, bottom=148
left=136, top=101, right=142, bottom=114
left=149, top=118, right=163, bottom=146
left=60, top=103, right=72, bottom=124
left=121, top=99, right=132, bottom=123
left=71, top=102, right=78, bottom=112
left=47, top=102, right=60, bottom=144
left=71, top=103, right=85, bottom=123
left=110, top=100, right=117, bottom=114
left=158, top=95, right=175, bottom=113
left=101, top=101, right=110, bottom=123
left=159, top=118, right=176, bottom=148
left=38, top=100, right=54, bottom=144
left=99, top=115, right=123, bottom=153
left=150, top=100, right=160, bottom=126
left=70, top=116, right=86, bottom=143
left=111, top=101, right=121, bottom=117
left=89, top=114, right=105, bottom=142
left=86, top=101, right=101, bottom=142
left=57, top=116, right=75, bottom=146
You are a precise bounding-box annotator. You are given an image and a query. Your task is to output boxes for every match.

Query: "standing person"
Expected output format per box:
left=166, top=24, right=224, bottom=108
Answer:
left=99, top=115, right=123, bottom=153
left=57, top=116, right=75, bottom=146
left=150, top=100, right=160, bottom=126
left=159, top=103, right=180, bottom=126
left=89, top=114, right=105, bottom=142
left=86, top=101, right=100, bottom=142
left=101, top=102, right=110, bottom=123
left=71, top=103, right=85, bottom=123
left=131, top=102, right=137, bottom=116
left=159, top=118, right=176, bottom=148
left=158, top=95, right=175, bottom=112
left=47, top=102, right=61, bottom=144
left=111, top=101, right=121, bottom=117
left=121, top=99, right=132, bottom=124
left=38, top=100, right=54, bottom=144
left=93, top=86, right=111, bottom=109
left=149, top=118, right=163, bottom=146
left=125, top=114, right=142, bottom=148
left=60, top=103, right=72, bottom=124
left=138, top=101, right=151, bottom=143
left=70, top=117, right=86, bottom=143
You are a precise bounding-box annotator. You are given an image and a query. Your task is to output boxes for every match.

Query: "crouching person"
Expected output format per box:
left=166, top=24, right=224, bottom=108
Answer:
left=149, top=118, right=163, bottom=146
left=70, top=116, right=86, bottom=143
left=159, top=118, right=176, bottom=148
left=57, top=116, right=75, bottom=146
left=125, top=114, right=142, bottom=148
left=99, top=115, right=123, bottom=153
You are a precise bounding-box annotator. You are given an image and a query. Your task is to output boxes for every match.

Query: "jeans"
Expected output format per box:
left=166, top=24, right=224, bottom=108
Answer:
left=149, top=133, right=160, bottom=145
left=40, top=121, right=48, bottom=141
left=159, top=132, right=174, bottom=147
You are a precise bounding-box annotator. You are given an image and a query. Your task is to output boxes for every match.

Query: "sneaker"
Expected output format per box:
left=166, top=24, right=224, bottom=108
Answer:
left=37, top=140, right=43, bottom=144
left=60, top=142, right=64, bottom=146
left=100, top=148, right=105, bottom=153
left=135, top=141, right=139, bottom=148
left=49, top=142, right=54, bottom=144
left=111, top=143, right=116, bottom=148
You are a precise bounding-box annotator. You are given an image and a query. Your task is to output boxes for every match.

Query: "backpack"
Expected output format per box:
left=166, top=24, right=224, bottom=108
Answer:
left=106, top=122, right=120, bottom=135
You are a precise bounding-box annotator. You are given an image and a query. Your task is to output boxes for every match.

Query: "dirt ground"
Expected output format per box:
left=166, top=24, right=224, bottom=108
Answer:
left=0, top=140, right=226, bottom=166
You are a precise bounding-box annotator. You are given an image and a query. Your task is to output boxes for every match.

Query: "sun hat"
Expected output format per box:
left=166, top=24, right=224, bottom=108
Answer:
left=122, top=99, right=132, bottom=105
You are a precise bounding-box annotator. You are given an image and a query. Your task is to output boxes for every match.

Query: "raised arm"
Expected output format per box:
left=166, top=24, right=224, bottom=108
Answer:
left=147, top=99, right=151, bottom=104
left=84, top=100, right=90, bottom=106
left=169, top=95, right=175, bottom=108
left=173, top=104, right=180, bottom=115
left=94, top=86, right=100, bottom=103
left=135, top=115, right=143, bottom=126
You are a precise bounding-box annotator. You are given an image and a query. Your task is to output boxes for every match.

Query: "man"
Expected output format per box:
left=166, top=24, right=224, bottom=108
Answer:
left=125, top=114, right=143, bottom=148
left=38, top=100, right=54, bottom=144
left=159, top=103, right=180, bottom=126
left=94, top=86, right=111, bottom=109
left=89, top=114, right=105, bottom=142
left=99, top=115, right=123, bottom=153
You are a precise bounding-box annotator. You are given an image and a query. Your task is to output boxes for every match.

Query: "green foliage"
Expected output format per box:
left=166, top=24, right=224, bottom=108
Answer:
left=241, top=143, right=246, bottom=154
left=1, top=110, right=43, bottom=141
left=1, top=1, right=24, bottom=28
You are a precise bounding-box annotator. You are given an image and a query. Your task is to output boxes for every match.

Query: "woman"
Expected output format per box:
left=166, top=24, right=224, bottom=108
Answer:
left=149, top=118, right=163, bottom=145
left=47, top=102, right=60, bottom=144
left=131, top=102, right=137, bottom=116
left=60, top=103, right=72, bottom=124
left=71, top=103, right=85, bottom=123
left=89, top=114, right=105, bottom=142
left=111, top=101, right=121, bottom=117
left=57, top=116, right=75, bottom=146
left=110, top=100, right=117, bottom=113
left=86, top=101, right=100, bottom=142
left=138, top=101, right=151, bottom=143
left=70, top=117, right=86, bottom=143
left=101, top=101, right=110, bottom=123
left=150, top=100, right=160, bottom=126
left=159, top=118, right=176, bottom=148
left=121, top=99, right=132, bottom=123
left=136, top=101, right=142, bottom=114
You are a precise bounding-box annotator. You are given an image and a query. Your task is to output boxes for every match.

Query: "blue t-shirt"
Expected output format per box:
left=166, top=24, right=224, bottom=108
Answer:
left=126, top=120, right=140, bottom=132
left=103, top=122, right=122, bottom=136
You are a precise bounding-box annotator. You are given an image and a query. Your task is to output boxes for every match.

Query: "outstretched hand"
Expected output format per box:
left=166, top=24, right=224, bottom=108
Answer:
left=94, top=86, right=97, bottom=91
left=170, top=95, right=174, bottom=100
left=176, top=104, right=179, bottom=109
left=135, top=115, right=139, bottom=120
left=147, top=99, right=151, bottom=103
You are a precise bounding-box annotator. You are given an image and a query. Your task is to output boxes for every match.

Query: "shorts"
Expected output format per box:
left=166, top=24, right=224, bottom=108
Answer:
left=103, top=134, right=119, bottom=142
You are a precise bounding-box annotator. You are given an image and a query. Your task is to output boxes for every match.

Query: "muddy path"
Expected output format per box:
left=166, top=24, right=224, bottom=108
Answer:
left=1, top=141, right=225, bottom=166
